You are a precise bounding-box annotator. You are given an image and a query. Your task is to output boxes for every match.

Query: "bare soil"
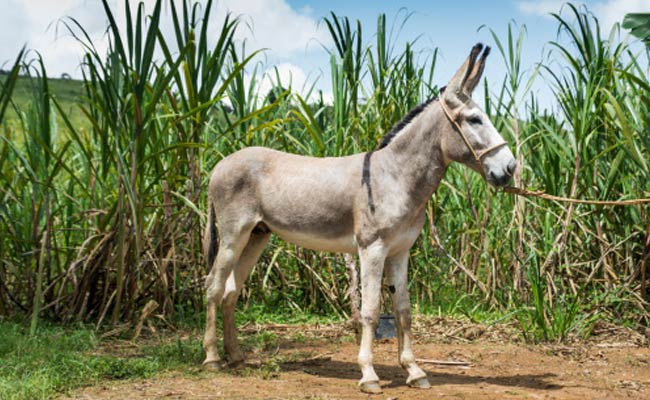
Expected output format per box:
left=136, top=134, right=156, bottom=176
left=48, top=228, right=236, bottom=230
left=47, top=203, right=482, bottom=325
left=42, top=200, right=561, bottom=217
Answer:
left=64, top=317, right=650, bottom=399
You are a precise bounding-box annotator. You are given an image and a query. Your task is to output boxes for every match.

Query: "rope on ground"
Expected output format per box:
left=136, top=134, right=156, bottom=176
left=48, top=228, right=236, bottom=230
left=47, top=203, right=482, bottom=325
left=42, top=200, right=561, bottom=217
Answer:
left=503, top=186, right=650, bottom=206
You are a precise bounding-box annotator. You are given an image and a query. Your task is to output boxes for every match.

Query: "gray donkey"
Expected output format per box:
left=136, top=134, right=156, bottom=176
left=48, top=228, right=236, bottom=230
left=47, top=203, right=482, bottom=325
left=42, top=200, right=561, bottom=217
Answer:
left=202, top=43, right=515, bottom=394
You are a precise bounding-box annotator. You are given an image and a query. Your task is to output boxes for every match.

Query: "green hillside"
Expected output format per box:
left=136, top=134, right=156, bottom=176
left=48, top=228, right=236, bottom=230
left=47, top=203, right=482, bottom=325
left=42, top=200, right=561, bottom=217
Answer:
left=1, top=73, right=86, bottom=132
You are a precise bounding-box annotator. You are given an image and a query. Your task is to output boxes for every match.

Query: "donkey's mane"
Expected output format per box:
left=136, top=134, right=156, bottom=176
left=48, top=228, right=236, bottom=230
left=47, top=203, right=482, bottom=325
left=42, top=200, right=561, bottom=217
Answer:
left=377, top=96, right=438, bottom=149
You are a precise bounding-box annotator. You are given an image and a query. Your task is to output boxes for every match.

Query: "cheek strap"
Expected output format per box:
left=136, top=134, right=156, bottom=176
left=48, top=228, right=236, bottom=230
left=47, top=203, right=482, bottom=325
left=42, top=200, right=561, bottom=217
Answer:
left=439, top=99, right=508, bottom=164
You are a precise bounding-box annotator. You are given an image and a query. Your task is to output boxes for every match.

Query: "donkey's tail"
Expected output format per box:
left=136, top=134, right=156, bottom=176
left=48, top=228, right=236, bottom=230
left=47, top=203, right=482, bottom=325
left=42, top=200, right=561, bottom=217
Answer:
left=203, top=200, right=219, bottom=271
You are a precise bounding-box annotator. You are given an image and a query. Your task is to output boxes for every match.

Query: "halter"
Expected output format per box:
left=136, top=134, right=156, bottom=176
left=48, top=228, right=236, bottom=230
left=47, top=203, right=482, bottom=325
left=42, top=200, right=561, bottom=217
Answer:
left=439, top=98, right=508, bottom=167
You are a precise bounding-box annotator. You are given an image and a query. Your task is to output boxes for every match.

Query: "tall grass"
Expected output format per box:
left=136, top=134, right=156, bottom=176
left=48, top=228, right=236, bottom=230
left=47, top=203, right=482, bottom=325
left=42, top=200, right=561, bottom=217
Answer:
left=0, top=1, right=648, bottom=342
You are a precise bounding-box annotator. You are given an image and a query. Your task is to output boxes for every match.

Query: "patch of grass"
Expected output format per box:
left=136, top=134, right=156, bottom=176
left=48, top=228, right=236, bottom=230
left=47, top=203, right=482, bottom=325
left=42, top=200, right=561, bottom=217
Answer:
left=0, top=321, right=99, bottom=399
left=245, top=331, right=279, bottom=352
left=0, top=321, right=204, bottom=400
left=0, top=307, right=333, bottom=399
left=291, top=331, right=307, bottom=343
left=232, top=360, right=281, bottom=381
left=236, top=304, right=344, bottom=326
left=141, top=336, right=205, bottom=368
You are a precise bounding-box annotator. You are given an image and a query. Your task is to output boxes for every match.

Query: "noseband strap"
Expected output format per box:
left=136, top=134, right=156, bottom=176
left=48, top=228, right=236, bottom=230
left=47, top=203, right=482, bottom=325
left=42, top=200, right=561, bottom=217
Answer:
left=439, top=99, right=508, bottom=165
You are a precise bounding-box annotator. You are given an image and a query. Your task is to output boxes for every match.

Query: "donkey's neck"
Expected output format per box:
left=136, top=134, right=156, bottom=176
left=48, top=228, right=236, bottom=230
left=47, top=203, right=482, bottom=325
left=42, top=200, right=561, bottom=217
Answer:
left=375, top=101, right=449, bottom=208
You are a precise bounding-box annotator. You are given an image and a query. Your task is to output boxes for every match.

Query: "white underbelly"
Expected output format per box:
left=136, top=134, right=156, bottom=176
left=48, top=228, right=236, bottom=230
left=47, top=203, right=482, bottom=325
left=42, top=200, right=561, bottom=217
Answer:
left=270, top=226, right=357, bottom=254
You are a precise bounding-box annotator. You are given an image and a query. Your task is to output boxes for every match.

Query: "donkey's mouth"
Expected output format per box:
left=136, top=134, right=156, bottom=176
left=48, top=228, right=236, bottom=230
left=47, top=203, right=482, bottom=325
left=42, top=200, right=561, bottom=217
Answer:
left=485, top=158, right=516, bottom=187
left=486, top=171, right=513, bottom=187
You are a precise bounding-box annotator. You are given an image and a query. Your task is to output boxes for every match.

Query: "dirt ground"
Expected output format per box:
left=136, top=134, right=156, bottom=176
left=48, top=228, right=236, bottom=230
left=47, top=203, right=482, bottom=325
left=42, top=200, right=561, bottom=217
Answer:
left=65, top=317, right=650, bottom=400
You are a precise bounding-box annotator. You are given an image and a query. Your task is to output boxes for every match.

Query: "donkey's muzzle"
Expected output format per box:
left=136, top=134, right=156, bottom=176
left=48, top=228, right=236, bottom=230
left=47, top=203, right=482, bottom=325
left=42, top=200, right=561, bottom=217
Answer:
left=486, top=159, right=516, bottom=187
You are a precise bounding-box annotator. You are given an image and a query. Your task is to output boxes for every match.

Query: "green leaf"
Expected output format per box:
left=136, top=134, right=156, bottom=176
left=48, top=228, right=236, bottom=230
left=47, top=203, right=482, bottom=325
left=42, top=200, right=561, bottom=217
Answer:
left=622, top=13, right=650, bottom=43
left=0, top=46, right=24, bottom=124
left=290, top=95, right=325, bottom=156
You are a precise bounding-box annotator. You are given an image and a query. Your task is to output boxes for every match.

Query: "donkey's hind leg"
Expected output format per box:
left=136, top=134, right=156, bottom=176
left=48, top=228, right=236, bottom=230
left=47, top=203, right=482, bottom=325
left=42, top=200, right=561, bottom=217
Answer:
left=203, top=224, right=253, bottom=368
left=222, top=228, right=271, bottom=363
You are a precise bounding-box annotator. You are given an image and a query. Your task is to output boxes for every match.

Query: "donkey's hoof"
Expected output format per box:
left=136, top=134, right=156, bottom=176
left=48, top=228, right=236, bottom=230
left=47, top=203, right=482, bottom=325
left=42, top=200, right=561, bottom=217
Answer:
left=202, top=359, right=221, bottom=370
left=359, top=381, right=383, bottom=394
left=408, top=377, right=431, bottom=389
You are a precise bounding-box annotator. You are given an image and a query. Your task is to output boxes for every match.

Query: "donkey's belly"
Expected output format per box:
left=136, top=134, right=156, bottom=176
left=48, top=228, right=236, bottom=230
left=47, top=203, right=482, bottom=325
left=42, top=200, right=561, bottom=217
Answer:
left=268, top=225, right=357, bottom=254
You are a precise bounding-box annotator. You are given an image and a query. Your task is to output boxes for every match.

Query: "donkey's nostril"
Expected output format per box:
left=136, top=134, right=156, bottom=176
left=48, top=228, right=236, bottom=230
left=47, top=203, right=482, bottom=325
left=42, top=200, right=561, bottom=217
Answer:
left=487, top=169, right=511, bottom=187
left=506, top=159, right=516, bottom=176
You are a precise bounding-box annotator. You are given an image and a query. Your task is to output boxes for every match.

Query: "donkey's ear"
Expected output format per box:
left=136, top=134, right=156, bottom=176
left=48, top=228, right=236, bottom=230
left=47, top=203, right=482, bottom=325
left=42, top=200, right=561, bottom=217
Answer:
left=444, top=43, right=483, bottom=99
left=464, top=46, right=490, bottom=93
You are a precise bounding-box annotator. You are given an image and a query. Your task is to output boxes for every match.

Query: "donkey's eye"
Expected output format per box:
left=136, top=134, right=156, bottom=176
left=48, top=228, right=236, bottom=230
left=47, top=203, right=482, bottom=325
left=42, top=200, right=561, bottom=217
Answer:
left=469, top=117, right=482, bottom=125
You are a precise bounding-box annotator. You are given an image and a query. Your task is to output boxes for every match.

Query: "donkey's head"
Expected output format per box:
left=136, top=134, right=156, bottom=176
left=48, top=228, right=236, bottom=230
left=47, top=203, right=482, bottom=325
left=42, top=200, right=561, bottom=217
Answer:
left=440, top=43, right=516, bottom=187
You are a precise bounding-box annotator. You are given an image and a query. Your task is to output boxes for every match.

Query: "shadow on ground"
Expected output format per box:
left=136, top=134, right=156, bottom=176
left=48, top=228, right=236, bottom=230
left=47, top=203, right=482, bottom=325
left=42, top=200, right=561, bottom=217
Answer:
left=280, top=358, right=561, bottom=390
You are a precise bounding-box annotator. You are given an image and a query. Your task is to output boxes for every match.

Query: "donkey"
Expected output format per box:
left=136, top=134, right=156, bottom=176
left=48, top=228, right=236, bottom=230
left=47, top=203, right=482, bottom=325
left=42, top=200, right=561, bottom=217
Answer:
left=202, top=43, right=515, bottom=393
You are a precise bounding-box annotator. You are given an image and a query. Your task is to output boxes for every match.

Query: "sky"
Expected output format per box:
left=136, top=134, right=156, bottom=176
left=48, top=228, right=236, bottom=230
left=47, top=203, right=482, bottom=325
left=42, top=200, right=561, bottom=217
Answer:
left=1, top=0, right=649, bottom=109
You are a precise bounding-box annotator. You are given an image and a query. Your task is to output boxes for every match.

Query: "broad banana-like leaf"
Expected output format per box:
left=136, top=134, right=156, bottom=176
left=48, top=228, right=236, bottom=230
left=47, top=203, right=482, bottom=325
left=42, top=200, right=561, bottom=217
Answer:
left=623, top=13, right=650, bottom=44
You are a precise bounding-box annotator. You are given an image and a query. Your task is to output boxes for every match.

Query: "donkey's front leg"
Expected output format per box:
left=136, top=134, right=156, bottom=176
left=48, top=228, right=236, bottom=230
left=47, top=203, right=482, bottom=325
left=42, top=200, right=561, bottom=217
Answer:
left=357, top=241, right=387, bottom=394
left=386, top=251, right=430, bottom=389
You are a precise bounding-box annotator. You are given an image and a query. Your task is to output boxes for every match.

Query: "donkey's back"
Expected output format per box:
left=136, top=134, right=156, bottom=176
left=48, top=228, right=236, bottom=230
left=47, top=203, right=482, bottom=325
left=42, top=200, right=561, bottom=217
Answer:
left=208, top=146, right=364, bottom=253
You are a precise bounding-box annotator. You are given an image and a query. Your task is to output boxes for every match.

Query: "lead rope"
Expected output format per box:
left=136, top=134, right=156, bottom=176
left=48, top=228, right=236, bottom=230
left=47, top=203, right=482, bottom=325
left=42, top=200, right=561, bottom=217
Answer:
left=439, top=99, right=650, bottom=207
left=503, top=186, right=650, bottom=206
